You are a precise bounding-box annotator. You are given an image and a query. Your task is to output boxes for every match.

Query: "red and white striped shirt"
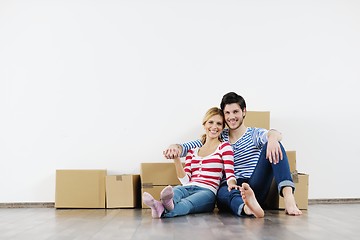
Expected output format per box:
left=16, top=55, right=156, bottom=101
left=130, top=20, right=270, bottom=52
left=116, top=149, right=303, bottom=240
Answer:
left=179, top=141, right=236, bottom=194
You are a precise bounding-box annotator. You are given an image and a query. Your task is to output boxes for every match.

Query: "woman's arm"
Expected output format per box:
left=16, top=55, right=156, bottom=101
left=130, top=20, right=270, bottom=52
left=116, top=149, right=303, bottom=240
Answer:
left=173, top=157, right=185, bottom=179
left=221, top=142, right=238, bottom=191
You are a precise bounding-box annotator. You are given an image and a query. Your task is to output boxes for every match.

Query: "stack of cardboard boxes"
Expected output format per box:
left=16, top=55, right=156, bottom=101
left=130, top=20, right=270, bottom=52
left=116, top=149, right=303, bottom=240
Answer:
left=54, top=111, right=309, bottom=210
left=246, top=111, right=309, bottom=210
left=55, top=170, right=140, bottom=209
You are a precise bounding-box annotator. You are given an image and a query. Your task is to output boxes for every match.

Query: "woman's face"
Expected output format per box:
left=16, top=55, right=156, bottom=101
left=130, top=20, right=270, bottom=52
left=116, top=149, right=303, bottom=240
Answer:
left=203, top=114, right=224, bottom=140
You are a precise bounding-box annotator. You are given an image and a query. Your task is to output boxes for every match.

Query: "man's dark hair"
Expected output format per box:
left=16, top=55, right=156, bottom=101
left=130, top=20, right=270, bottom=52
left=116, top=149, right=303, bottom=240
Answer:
left=220, top=92, right=246, bottom=111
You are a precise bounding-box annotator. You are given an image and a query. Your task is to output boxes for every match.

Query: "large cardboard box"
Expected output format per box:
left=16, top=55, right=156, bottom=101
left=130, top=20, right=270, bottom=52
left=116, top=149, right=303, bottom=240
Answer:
left=106, top=174, right=140, bottom=208
left=140, top=162, right=182, bottom=208
left=141, top=162, right=182, bottom=186
left=55, top=169, right=106, bottom=208
left=245, top=111, right=270, bottom=129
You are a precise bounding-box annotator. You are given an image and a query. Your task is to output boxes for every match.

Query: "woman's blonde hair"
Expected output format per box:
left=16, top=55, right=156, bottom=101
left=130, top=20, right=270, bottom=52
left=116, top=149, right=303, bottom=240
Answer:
left=200, top=107, right=225, bottom=144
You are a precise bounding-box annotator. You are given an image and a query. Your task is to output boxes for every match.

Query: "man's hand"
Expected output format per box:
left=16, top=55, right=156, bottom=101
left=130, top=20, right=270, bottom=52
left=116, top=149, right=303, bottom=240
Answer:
left=266, top=140, right=283, bottom=164
left=266, top=129, right=283, bottom=164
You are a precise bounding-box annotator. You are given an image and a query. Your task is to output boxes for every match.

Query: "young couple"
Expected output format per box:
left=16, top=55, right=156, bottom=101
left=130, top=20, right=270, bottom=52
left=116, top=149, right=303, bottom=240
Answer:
left=143, top=92, right=302, bottom=218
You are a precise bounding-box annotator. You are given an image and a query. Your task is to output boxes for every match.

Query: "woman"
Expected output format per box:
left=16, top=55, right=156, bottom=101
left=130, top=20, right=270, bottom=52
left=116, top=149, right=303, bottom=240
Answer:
left=143, top=107, right=239, bottom=218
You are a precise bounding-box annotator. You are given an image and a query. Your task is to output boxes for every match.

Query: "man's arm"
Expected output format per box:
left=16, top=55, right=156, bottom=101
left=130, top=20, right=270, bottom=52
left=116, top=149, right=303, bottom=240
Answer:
left=163, top=140, right=203, bottom=159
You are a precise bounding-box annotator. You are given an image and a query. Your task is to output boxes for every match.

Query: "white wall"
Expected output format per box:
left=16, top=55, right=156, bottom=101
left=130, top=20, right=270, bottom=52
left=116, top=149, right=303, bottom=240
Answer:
left=1, top=0, right=359, bottom=202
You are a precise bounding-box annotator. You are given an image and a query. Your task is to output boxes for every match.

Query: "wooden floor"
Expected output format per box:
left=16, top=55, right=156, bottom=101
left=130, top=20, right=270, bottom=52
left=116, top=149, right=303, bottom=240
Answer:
left=0, top=204, right=359, bottom=240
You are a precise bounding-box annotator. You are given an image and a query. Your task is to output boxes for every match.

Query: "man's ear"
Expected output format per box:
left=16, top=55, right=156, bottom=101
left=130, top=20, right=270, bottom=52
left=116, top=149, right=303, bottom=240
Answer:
left=243, top=108, right=246, bottom=118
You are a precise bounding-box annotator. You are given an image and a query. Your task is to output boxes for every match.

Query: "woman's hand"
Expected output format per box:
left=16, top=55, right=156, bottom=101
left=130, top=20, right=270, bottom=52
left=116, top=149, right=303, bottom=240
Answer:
left=163, top=144, right=181, bottom=159
left=227, top=183, right=240, bottom=192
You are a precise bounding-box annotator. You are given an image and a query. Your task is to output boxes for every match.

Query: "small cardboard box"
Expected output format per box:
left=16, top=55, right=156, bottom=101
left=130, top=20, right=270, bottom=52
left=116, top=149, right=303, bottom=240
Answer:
left=245, top=111, right=270, bottom=129
left=55, top=169, right=106, bottom=208
left=106, top=174, right=140, bottom=208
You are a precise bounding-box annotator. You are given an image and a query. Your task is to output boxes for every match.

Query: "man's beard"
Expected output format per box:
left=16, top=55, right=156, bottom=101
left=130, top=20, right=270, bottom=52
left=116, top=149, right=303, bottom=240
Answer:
left=227, top=119, right=243, bottom=131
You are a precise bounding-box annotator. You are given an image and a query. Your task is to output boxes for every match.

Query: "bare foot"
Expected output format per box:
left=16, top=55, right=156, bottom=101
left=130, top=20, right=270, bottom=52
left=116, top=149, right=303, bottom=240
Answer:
left=240, top=183, right=264, bottom=218
left=282, top=187, right=302, bottom=216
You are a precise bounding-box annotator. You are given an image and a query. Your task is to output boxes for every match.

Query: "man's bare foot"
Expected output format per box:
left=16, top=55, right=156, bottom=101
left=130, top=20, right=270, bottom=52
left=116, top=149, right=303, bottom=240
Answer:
left=240, top=183, right=264, bottom=218
left=282, top=187, right=302, bottom=216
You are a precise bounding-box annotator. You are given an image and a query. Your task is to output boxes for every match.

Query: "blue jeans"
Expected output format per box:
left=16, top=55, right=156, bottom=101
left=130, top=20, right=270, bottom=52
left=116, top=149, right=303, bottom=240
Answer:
left=162, top=185, right=216, bottom=218
left=216, top=142, right=294, bottom=216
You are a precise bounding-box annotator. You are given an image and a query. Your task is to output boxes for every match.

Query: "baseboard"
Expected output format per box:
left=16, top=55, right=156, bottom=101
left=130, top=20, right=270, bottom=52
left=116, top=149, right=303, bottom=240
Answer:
left=308, top=198, right=360, bottom=204
left=1, top=199, right=360, bottom=208
left=0, top=202, right=55, bottom=208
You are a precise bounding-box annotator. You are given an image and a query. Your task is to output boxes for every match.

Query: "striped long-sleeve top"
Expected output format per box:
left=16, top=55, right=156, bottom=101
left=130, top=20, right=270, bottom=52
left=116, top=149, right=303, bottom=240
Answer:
left=181, top=127, right=268, bottom=179
left=179, top=141, right=236, bottom=195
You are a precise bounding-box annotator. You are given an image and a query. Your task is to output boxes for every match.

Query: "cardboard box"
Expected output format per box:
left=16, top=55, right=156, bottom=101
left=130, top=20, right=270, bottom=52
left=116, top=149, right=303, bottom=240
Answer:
left=245, top=111, right=270, bottom=129
left=286, top=150, right=296, bottom=173
left=141, top=162, right=182, bottom=186
left=55, top=169, right=106, bottom=208
left=106, top=174, right=140, bottom=208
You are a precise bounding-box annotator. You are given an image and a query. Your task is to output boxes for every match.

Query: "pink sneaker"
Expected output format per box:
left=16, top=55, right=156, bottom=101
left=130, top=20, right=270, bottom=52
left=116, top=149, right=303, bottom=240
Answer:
left=142, top=192, right=164, bottom=218
left=160, top=185, right=174, bottom=211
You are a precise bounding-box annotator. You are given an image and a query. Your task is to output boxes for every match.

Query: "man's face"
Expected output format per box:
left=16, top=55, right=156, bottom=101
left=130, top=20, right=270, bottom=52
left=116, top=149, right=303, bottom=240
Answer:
left=223, top=103, right=245, bottom=130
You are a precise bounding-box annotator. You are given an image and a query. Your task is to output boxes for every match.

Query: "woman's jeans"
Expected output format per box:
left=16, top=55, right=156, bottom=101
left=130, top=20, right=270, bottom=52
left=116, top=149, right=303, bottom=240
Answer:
left=163, top=185, right=216, bottom=218
left=216, top=142, right=294, bottom=216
